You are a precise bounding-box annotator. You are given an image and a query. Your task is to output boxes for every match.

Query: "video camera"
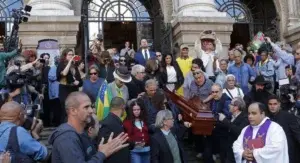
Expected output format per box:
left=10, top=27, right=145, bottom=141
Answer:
left=6, top=66, right=34, bottom=90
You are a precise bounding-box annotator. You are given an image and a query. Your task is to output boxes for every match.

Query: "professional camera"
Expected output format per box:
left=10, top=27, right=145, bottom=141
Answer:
left=6, top=62, right=34, bottom=90
left=279, top=84, right=297, bottom=110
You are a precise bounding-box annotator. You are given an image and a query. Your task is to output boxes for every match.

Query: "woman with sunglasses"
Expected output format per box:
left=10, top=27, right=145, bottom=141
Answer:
left=82, top=65, right=105, bottom=103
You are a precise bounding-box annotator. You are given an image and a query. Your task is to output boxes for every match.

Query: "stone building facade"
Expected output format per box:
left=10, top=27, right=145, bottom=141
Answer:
left=7, top=0, right=300, bottom=58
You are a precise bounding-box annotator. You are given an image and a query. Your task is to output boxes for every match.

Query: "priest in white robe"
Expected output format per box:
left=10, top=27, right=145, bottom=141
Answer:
left=233, top=102, right=289, bottom=163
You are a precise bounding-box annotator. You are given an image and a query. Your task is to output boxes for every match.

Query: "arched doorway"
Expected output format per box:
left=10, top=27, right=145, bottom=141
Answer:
left=0, top=0, right=24, bottom=44
left=80, top=0, right=170, bottom=56
left=215, top=0, right=279, bottom=49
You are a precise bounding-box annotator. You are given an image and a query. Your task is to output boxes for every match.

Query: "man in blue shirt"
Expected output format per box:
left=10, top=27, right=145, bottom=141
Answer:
left=0, top=101, right=48, bottom=162
left=228, top=49, right=256, bottom=94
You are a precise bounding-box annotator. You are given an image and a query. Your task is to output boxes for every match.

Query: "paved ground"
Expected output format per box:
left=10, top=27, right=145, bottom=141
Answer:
left=41, top=127, right=220, bottom=163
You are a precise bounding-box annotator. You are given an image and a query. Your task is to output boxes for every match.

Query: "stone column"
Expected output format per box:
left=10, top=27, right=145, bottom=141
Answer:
left=287, top=0, right=300, bottom=28
left=176, top=0, right=226, bottom=17
left=285, top=0, right=300, bottom=47
left=171, top=0, right=234, bottom=59
left=19, top=0, right=81, bottom=50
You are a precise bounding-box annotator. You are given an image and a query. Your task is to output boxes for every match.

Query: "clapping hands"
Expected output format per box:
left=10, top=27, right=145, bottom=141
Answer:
left=98, top=132, right=129, bottom=157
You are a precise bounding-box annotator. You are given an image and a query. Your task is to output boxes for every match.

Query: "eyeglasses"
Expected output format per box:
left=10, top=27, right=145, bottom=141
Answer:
left=89, top=72, right=97, bottom=76
left=193, top=72, right=202, bottom=76
left=156, top=55, right=162, bottom=57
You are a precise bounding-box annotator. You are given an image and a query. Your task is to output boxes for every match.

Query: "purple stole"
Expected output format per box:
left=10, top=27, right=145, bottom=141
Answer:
left=243, top=119, right=271, bottom=163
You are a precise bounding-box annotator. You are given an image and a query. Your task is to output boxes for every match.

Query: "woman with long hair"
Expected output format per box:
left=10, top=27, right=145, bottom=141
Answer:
left=97, top=51, right=115, bottom=83
left=123, top=99, right=150, bottom=163
left=160, top=53, right=184, bottom=92
left=56, top=48, right=82, bottom=122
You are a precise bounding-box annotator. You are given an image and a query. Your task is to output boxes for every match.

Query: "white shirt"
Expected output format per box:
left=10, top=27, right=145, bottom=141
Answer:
left=233, top=117, right=289, bottom=163
left=201, top=51, right=219, bottom=77
left=223, top=87, right=244, bottom=99
left=142, top=49, right=150, bottom=60
left=166, top=66, right=177, bottom=91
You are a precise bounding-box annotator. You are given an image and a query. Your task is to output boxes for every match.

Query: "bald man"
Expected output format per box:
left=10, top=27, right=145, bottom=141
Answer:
left=0, top=101, right=48, bottom=162
left=49, top=91, right=129, bottom=163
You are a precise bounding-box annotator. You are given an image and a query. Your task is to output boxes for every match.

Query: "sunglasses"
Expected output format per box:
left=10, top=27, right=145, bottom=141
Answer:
left=211, top=91, right=219, bottom=93
left=89, top=72, right=97, bottom=75
left=119, top=59, right=126, bottom=62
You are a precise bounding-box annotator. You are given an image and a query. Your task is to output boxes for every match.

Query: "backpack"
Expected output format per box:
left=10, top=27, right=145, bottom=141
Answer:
left=5, top=126, right=35, bottom=163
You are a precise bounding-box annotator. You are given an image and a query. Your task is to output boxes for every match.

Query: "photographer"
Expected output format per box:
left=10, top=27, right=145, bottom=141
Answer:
left=56, top=49, right=82, bottom=122
left=0, top=101, right=47, bottom=162
left=6, top=55, right=43, bottom=105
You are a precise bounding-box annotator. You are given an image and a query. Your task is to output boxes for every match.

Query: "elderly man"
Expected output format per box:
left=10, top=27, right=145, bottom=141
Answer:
left=228, top=49, right=256, bottom=94
left=139, top=79, right=162, bottom=132
left=107, top=66, right=132, bottom=103
left=126, top=64, right=145, bottom=99
left=218, top=97, right=248, bottom=163
left=134, top=39, right=155, bottom=66
left=151, top=109, right=187, bottom=163
left=0, top=101, right=47, bottom=162
left=202, top=84, right=231, bottom=163
left=268, top=95, right=300, bottom=163
left=233, top=102, right=289, bottom=163
left=185, top=69, right=213, bottom=101
left=49, top=92, right=129, bottom=163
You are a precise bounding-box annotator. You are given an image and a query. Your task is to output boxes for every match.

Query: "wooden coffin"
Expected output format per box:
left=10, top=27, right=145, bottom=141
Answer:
left=164, top=89, right=216, bottom=135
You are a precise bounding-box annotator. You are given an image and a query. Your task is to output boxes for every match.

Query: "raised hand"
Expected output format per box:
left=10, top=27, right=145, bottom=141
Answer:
left=98, top=132, right=129, bottom=157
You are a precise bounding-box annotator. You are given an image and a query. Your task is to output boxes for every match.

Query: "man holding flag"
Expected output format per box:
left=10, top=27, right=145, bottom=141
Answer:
left=95, top=66, right=132, bottom=120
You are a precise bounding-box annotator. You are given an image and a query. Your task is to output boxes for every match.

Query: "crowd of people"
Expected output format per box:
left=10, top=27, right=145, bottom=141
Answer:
left=0, top=31, right=300, bottom=163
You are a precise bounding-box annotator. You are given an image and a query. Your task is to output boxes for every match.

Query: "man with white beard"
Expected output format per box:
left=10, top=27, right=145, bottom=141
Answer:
left=233, top=102, right=289, bottom=163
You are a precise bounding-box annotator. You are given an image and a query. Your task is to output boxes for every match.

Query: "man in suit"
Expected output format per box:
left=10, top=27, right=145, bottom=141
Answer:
left=218, top=97, right=249, bottom=163
left=97, top=97, right=131, bottom=163
left=151, top=109, right=187, bottom=163
left=134, top=39, right=155, bottom=66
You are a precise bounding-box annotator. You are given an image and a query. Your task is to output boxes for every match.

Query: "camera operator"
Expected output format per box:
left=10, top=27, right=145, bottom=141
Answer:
left=0, top=101, right=48, bottom=162
left=57, top=49, right=82, bottom=122
left=6, top=55, right=43, bottom=105
left=0, top=40, right=22, bottom=91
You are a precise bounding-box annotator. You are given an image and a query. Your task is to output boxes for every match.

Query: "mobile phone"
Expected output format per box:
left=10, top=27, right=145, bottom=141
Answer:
left=73, top=55, right=81, bottom=62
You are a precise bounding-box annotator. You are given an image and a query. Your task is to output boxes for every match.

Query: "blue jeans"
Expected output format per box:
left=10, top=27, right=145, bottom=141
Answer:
left=131, top=151, right=150, bottom=163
